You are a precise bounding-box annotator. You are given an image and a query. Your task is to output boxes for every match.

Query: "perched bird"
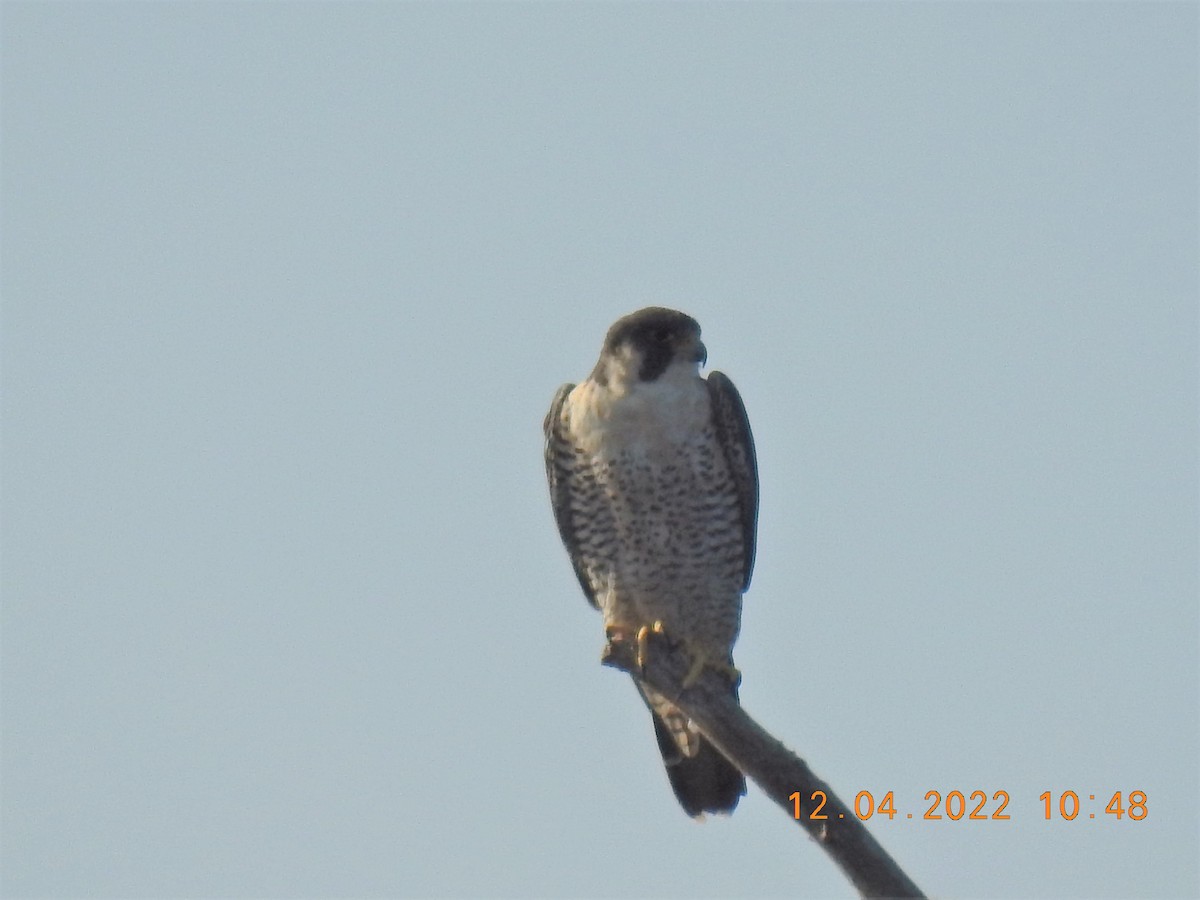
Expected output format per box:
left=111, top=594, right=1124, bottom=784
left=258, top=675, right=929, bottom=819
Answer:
left=544, top=307, right=758, bottom=817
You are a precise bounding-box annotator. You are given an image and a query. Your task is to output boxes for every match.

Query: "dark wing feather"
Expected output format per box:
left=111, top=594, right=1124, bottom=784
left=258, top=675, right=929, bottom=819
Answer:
left=543, top=383, right=598, bottom=608
left=706, top=371, right=759, bottom=590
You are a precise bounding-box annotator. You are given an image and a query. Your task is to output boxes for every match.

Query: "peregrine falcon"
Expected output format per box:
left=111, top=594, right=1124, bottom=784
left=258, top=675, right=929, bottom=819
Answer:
left=543, top=307, right=758, bottom=817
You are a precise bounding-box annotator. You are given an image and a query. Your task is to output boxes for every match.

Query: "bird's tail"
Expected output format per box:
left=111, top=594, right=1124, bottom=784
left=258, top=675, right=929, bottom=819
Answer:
left=636, top=682, right=746, bottom=817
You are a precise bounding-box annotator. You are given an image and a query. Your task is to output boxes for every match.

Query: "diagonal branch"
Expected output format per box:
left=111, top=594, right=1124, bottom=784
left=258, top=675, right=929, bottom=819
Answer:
left=601, top=632, right=925, bottom=899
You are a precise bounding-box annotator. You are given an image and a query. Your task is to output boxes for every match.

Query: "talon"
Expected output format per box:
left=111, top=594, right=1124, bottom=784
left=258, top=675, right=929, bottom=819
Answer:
left=635, top=620, right=667, bottom=673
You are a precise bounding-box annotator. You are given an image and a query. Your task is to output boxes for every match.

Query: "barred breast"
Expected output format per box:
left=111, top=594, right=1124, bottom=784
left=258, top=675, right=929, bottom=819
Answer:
left=571, top=422, right=745, bottom=660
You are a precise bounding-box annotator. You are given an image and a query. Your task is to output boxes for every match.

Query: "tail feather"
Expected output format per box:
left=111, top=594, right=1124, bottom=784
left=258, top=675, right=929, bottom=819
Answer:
left=638, top=684, right=746, bottom=817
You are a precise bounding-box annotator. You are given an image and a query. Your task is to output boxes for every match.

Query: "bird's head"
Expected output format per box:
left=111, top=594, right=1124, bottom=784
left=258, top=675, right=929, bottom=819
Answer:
left=592, top=307, right=707, bottom=387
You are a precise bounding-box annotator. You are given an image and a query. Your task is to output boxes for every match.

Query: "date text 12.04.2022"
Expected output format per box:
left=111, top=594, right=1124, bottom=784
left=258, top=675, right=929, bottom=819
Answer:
left=789, top=789, right=1148, bottom=822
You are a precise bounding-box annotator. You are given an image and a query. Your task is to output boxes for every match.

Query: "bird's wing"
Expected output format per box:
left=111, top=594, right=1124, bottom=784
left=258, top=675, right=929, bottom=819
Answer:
left=706, top=370, right=759, bottom=591
left=543, top=383, right=599, bottom=608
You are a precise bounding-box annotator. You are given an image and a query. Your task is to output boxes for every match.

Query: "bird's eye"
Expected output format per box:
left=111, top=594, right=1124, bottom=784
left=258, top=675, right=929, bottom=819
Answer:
left=654, top=329, right=671, bottom=343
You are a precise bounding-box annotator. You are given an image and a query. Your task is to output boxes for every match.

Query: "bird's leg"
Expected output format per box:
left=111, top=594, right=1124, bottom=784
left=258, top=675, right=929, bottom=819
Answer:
left=680, top=645, right=741, bottom=690
left=629, top=620, right=741, bottom=691
left=635, top=620, right=667, bottom=674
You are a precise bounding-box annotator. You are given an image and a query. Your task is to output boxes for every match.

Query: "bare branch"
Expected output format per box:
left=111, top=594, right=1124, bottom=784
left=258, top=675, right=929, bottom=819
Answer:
left=601, top=632, right=925, bottom=899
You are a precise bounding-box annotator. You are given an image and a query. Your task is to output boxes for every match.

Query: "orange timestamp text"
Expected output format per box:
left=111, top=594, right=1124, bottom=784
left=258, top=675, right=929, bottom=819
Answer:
left=789, top=789, right=1148, bottom=822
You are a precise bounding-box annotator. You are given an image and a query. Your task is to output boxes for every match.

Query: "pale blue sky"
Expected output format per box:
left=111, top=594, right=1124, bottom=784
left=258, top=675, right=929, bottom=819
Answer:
left=2, top=3, right=1196, bottom=898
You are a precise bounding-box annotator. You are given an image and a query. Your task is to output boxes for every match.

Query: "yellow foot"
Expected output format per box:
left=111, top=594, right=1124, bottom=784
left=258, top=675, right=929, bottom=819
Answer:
left=635, top=621, right=667, bottom=673
left=681, top=647, right=741, bottom=689
left=615, top=621, right=741, bottom=690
